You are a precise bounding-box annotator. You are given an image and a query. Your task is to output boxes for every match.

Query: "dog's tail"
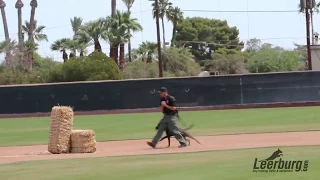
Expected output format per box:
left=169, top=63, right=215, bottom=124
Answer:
left=184, top=123, right=195, bottom=131
left=183, top=130, right=201, bottom=144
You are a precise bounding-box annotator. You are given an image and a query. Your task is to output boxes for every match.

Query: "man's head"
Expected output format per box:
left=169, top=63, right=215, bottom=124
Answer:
left=158, top=87, right=168, bottom=98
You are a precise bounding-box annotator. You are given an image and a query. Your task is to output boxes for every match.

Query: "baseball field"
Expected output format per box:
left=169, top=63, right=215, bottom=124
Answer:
left=0, top=106, right=320, bottom=179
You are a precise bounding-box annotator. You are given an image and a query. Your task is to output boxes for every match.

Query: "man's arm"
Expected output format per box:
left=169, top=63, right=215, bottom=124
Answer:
left=161, top=96, right=176, bottom=110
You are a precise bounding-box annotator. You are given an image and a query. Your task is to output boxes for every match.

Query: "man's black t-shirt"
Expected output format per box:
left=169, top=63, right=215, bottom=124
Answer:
left=160, top=95, right=177, bottom=115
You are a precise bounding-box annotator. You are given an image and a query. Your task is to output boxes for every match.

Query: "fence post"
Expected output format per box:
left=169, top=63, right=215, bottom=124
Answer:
left=240, top=77, right=244, bottom=104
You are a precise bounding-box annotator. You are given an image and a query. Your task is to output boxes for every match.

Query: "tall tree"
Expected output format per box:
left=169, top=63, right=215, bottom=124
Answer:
left=111, top=0, right=116, bottom=16
left=298, top=0, right=319, bottom=44
left=152, top=0, right=172, bottom=48
left=0, top=40, right=17, bottom=63
left=15, top=0, right=24, bottom=69
left=28, top=0, right=37, bottom=42
left=22, top=20, right=48, bottom=42
left=22, top=40, right=38, bottom=71
left=70, top=16, right=83, bottom=38
left=122, top=0, right=135, bottom=62
left=139, top=41, right=157, bottom=63
left=70, top=17, right=90, bottom=56
left=175, top=17, right=244, bottom=61
left=77, top=19, right=108, bottom=52
left=15, top=0, right=24, bottom=45
left=0, top=1, right=9, bottom=42
left=110, top=0, right=117, bottom=60
left=51, top=38, right=69, bottom=62
left=0, top=0, right=11, bottom=66
left=166, top=6, right=183, bottom=47
left=64, top=38, right=92, bottom=58
left=108, top=11, right=142, bottom=69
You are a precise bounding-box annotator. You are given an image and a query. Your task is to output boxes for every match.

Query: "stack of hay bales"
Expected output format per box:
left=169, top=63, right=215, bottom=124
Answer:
left=48, top=106, right=74, bottom=154
left=48, top=106, right=96, bottom=154
left=70, top=130, right=96, bottom=153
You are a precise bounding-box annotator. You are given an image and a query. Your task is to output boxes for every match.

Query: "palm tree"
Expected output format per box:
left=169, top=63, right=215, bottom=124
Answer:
left=111, top=0, right=116, bottom=17
left=131, top=47, right=147, bottom=61
left=152, top=0, right=172, bottom=48
left=71, top=17, right=91, bottom=56
left=107, top=13, right=127, bottom=67
left=28, top=0, right=37, bottom=42
left=22, top=40, right=38, bottom=71
left=15, top=0, right=24, bottom=46
left=0, top=40, right=17, bottom=66
left=77, top=19, right=108, bottom=52
left=64, top=38, right=92, bottom=58
left=22, top=20, right=48, bottom=42
left=299, top=0, right=319, bottom=44
left=0, top=0, right=11, bottom=66
left=70, top=16, right=83, bottom=38
left=110, top=0, right=116, bottom=60
left=0, top=1, right=9, bottom=42
left=108, top=11, right=143, bottom=69
left=51, top=38, right=69, bottom=62
left=166, top=6, right=183, bottom=47
left=122, top=0, right=135, bottom=62
left=140, top=41, right=157, bottom=63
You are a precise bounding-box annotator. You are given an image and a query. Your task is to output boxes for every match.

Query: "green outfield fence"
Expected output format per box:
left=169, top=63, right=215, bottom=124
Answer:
left=1, top=71, right=320, bottom=114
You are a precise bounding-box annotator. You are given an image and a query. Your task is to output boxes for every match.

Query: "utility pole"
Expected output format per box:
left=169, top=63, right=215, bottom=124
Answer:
left=306, top=0, right=312, bottom=70
left=149, top=0, right=163, bottom=77
left=302, top=0, right=312, bottom=70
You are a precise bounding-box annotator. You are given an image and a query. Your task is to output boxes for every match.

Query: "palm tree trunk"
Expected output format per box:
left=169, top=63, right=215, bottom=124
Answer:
left=29, top=1, right=37, bottom=42
left=110, top=0, right=116, bottom=64
left=28, top=7, right=35, bottom=41
left=63, top=51, right=68, bottom=63
left=17, top=8, right=23, bottom=44
left=18, top=7, right=25, bottom=68
left=28, top=0, right=37, bottom=72
left=111, top=0, right=116, bottom=17
left=128, top=30, right=132, bottom=62
left=94, top=39, right=102, bottom=51
left=0, top=8, right=9, bottom=41
left=80, top=50, right=84, bottom=56
left=310, top=10, right=314, bottom=45
left=69, top=52, right=75, bottom=59
left=115, top=44, right=119, bottom=65
left=171, top=23, right=177, bottom=47
left=119, top=43, right=125, bottom=70
left=1, top=7, right=11, bottom=67
left=147, top=54, right=152, bottom=63
left=110, top=45, right=114, bottom=59
left=161, top=17, right=166, bottom=48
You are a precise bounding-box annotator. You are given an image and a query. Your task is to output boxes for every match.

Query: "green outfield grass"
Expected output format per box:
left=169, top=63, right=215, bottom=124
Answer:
left=0, top=106, right=319, bottom=146
left=0, top=146, right=318, bottom=180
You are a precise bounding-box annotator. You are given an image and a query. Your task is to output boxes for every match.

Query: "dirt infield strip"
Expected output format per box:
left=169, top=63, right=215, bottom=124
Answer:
left=0, top=131, right=319, bottom=164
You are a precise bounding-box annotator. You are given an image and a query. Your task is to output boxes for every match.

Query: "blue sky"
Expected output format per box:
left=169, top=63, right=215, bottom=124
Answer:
left=0, top=0, right=315, bottom=61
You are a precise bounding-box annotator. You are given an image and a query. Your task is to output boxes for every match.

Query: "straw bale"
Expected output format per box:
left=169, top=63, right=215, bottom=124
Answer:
left=48, top=106, right=74, bottom=154
left=70, top=130, right=96, bottom=153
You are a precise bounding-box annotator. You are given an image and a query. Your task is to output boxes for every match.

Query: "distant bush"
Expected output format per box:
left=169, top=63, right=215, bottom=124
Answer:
left=48, top=51, right=121, bottom=82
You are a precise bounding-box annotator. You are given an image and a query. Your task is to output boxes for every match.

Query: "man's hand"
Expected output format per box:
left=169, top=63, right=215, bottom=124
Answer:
left=155, top=122, right=160, bottom=130
left=161, top=101, right=167, bottom=107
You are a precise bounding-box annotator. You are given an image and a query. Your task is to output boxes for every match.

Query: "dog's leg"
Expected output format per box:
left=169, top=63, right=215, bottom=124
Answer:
left=159, top=136, right=168, bottom=142
left=186, top=139, right=190, bottom=146
left=166, top=129, right=171, bottom=148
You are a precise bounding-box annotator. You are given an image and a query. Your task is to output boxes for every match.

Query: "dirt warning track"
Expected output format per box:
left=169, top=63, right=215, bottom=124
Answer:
left=0, top=131, right=319, bottom=164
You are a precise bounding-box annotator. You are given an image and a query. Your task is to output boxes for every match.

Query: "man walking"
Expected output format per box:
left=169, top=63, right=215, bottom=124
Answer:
left=147, top=87, right=187, bottom=148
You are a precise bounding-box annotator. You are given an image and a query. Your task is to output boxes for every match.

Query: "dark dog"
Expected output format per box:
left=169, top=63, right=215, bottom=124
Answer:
left=156, top=123, right=201, bottom=147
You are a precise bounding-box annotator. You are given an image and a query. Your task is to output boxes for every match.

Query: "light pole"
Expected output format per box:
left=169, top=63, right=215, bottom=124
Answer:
left=149, top=0, right=163, bottom=77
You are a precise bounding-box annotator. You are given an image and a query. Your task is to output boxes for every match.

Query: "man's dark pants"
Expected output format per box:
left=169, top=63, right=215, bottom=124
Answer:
left=151, top=114, right=187, bottom=146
